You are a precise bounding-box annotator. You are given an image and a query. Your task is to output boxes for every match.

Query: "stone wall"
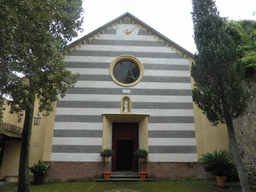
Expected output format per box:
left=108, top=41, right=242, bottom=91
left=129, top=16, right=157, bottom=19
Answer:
left=233, top=82, right=256, bottom=181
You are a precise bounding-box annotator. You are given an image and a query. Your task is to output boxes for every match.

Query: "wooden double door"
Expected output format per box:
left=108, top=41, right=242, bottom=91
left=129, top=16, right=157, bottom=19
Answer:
left=112, top=123, right=139, bottom=172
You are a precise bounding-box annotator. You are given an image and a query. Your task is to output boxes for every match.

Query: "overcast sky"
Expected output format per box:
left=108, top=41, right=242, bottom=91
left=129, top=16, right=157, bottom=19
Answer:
left=73, top=0, right=256, bottom=54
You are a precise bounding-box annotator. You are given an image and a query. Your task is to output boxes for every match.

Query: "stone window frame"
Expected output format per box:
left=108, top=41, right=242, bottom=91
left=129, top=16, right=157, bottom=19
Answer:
left=109, top=55, right=144, bottom=87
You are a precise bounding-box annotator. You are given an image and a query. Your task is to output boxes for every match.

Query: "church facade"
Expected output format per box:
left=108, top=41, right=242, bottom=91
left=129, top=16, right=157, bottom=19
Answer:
left=0, top=13, right=230, bottom=182
left=48, top=12, right=226, bottom=180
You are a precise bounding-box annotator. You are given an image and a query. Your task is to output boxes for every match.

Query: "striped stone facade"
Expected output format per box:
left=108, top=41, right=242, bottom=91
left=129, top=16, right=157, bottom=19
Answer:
left=49, top=13, right=198, bottom=180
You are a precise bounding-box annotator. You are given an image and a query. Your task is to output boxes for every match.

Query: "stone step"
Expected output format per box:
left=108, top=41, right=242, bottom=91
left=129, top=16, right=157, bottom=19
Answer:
left=111, top=172, right=139, bottom=175
left=111, top=174, right=140, bottom=178
left=97, top=178, right=154, bottom=182
left=96, top=171, right=154, bottom=182
left=111, top=172, right=140, bottom=178
left=97, top=171, right=154, bottom=182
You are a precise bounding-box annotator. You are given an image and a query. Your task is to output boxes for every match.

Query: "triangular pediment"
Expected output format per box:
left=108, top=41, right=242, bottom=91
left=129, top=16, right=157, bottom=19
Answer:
left=63, top=12, right=193, bottom=59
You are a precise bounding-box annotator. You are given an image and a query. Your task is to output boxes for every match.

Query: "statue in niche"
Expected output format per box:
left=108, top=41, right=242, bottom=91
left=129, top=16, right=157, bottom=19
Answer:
left=124, top=99, right=128, bottom=113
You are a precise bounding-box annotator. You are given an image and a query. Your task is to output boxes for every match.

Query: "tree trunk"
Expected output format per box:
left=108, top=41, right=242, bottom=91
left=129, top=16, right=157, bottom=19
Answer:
left=226, top=119, right=251, bottom=192
left=17, top=102, right=34, bottom=192
left=140, top=159, right=143, bottom=172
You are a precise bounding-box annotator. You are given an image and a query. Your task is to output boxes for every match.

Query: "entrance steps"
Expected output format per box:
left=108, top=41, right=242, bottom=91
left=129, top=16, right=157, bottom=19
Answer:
left=111, top=172, right=140, bottom=179
left=97, top=171, right=154, bottom=182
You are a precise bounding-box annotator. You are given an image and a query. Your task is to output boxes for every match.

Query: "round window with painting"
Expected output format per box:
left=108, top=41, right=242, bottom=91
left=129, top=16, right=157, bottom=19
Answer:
left=110, top=55, right=144, bottom=87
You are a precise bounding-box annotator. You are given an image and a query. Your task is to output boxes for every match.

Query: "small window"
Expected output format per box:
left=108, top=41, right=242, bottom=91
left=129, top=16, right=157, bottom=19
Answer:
left=110, top=55, right=144, bottom=87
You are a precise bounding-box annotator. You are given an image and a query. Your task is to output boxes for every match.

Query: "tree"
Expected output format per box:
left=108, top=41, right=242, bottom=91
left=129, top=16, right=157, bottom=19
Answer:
left=0, top=1, right=83, bottom=191
left=0, top=97, right=4, bottom=127
left=191, top=0, right=251, bottom=191
left=225, top=20, right=256, bottom=80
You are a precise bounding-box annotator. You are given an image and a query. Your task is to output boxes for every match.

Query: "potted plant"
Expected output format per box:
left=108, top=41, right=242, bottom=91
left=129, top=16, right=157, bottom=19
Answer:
left=100, top=149, right=115, bottom=179
left=134, top=149, right=148, bottom=179
left=199, top=150, right=235, bottom=187
left=29, top=160, right=49, bottom=185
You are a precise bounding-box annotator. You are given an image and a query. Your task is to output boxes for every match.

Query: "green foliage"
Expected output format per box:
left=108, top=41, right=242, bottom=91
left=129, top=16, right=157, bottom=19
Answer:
left=0, top=1, right=83, bottom=191
left=100, top=149, right=115, bottom=158
left=29, top=160, right=49, bottom=176
left=227, top=165, right=239, bottom=182
left=134, top=149, right=148, bottom=159
left=191, top=0, right=250, bottom=124
left=225, top=20, right=256, bottom=79
left=199, top=150, right=236, bottom=177
left=0, top=0, right=83, bottom=117
left=192, top=2, right=251, bottom=190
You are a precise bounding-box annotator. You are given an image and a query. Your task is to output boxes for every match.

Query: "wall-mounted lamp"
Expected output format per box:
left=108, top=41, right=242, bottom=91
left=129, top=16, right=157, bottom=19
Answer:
left=34, top=113, right=41, bottom=125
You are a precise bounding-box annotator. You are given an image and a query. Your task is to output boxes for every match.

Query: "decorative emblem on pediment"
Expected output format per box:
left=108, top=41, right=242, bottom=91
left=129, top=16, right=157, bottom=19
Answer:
left=123, top=29, right=133, bottom=35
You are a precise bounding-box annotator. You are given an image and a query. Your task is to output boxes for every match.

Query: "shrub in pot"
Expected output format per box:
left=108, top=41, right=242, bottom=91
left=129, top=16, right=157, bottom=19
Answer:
left=100, top=149, right=115, bottom=179
left=100, top=149, right=115, bottom=158
left=134, top=149, right=148, bottom=179
left=29, top=160, right=49, bottom=185
left=199, top=150, right=236, bottom=187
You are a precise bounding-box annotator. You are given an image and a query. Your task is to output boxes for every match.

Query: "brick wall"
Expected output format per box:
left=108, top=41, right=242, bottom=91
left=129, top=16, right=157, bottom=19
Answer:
left=45, top=161, right=102, bottom=182
left=147, top=162, right=214, bottom=180
left=45, top=161, right=214, bottom=181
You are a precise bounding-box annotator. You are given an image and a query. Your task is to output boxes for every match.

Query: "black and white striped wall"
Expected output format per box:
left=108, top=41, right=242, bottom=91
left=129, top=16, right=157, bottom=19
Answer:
left=50, top=15, right=197, bottom=163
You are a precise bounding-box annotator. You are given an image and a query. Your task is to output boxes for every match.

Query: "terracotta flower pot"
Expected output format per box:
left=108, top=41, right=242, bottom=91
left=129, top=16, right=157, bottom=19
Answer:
left=139, top=172, right=147, bottom=180
left=215, top=175, right=227, bottom=187
left=103, top=172, right=111, bottom=179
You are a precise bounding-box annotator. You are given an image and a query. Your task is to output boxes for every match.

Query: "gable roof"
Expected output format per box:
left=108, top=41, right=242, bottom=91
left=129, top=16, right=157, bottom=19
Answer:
left=63, top=12, right=194, bottom=58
